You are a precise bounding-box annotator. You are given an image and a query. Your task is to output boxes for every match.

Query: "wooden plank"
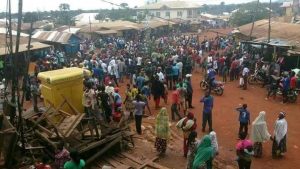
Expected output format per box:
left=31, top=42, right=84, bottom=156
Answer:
left=120, top=152, right=145, bottom=165
left=35, top=131, right=57, bottom=149
left=64, top=114, right=85, bottom=137
left=61, top=95, right=81, bottom=115
left=79, top=132, right=121, bottom=154
left=86, top=136, right=122, bottom=164
left=104, top=157, right=131, bottom=169
left=139, top=160, right=170, bottom=169
left=114, top=155, right=140, bottom=168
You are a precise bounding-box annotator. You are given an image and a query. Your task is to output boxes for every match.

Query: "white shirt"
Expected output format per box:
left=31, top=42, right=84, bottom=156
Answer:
left=137, top=57, right=142, bottom=66
left=207, top=56, right=213, bottom=63
left=101, top=63, right=107, bottom=73
left=242, top=67, right=250, bottom=76
left=157, top=72, right=165, bottom=82
left=172, top=55, right=179, bottom=64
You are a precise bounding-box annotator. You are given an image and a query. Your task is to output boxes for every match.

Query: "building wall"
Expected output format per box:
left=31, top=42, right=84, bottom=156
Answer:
left=138, top=9, right=199, bottom=20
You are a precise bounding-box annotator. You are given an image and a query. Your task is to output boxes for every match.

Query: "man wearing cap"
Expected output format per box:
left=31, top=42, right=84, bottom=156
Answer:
left=185, top=74, right=194, bottom=109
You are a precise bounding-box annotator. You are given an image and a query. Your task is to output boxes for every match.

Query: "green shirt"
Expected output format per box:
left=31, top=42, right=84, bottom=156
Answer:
left=64, top=159, right=85, bottom=169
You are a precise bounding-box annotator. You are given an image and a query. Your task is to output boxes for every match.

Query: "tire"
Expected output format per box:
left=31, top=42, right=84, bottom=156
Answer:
left=215, top=87, right=224, bottom=96
left=248, top=76, right=256, bottom=85
left=288, top=94, right=297, bottom=103
left=200, top=81, right=208, bottom=90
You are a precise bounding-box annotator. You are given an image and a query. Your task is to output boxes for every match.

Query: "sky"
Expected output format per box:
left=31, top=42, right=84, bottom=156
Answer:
left=0, top=0, right=273, bottom=13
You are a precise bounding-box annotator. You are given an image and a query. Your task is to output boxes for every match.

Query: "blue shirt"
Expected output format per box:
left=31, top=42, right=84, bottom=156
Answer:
left=136, top=76, right=145, bottom=89
left=172, top=65, right=179, bottom=76
left=200, top=96, right=214, bottom=114
left=236, top=108, right=250, bottom=123
left=207, top=68, right=216, bottom=80
left=282, top=77, right=290, bottom=90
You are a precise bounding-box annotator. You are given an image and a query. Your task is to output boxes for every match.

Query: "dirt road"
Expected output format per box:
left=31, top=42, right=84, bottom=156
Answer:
left=119, top=70, right=299, bottom=169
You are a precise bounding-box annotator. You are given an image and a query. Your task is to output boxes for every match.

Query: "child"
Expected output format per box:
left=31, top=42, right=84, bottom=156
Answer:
left=141, top=81, right=151, bottom=100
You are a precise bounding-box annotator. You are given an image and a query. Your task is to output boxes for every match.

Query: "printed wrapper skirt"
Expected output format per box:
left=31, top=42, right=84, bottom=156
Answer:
left=155, top=137, right=167, bottom=153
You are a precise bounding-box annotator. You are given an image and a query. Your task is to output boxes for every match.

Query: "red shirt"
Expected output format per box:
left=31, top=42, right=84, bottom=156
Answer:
left=171, top=90, right=180, bottom=104
left=35, top=163, right=52, bottom=169
left=290, top=77, right=297, bottom=89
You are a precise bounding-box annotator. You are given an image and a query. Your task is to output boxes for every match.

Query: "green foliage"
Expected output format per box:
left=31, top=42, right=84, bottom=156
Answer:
left=57, top=3, right=75, bottom=25
left=23, top=12, right=39, bottom=23
left=95, top=8, right=136, bottom=22
left=229, top=2, right=276, bottom=26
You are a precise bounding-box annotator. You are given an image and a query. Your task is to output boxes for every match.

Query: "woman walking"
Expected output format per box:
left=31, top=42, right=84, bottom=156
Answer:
left=251, top=111, right=271, bottom=158
left=209, top=131, right=219, bottom=157
left=272, top=112, right=288, bottom=158
left=154, top=107, right=170, bottom=156
left=187, top=131, right=200, bottom=169
left=192, top=135, right=214, bottom=169
left=176, top=112, right=197, bottom=157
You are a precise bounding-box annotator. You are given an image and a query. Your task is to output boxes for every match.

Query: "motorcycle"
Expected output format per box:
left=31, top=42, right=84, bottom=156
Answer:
left=248, top=69, right=269, bottom=85
left=200, top=79, right=224, bottom=96
left=276, top=88, right=299, bottom=103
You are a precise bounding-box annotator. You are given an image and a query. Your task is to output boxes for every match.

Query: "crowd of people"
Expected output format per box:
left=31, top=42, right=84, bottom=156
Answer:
left=25, top=28, right=296, bottom=169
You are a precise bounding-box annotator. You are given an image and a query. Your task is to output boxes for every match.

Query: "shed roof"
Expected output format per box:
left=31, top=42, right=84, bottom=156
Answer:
left=32, top=31, right=79, bottom=44
left=138, top=1, right=202, bottom=10
left=238, top=19, right=300, bottom=49
left=78, top=20, right=142, bottom=33
left=0, top=42, right=51, bottom=56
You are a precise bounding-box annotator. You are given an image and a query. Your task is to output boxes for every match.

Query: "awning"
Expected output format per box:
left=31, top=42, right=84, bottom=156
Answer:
left=0, top=42, right=52, bottom=56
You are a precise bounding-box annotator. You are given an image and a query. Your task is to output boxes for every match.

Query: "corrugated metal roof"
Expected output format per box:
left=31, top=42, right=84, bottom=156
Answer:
left=0, top=42, right=51, bottom=56
left=32, top=31, right=75, bottom=44
left=238, top=19, right=300, bottom=49
left=138, top=1, right=202, bottom=10
left=78, top=20, right=143, bottom=33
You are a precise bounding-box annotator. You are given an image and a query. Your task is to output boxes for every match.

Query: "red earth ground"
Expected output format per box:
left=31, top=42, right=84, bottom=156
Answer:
left=119, top=69, right=300, bottom=169
left=116, top=29, right=300, bottom=169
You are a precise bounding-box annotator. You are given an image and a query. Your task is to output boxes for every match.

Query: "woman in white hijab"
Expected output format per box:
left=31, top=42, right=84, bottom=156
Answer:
left=272, top=112, right=288, bottom=158
left=251, top=111, right=271, bottom=157
left=209, top=131, right=219, bottom=156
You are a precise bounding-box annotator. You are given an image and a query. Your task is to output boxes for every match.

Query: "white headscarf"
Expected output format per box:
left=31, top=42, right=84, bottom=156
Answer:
left=251, top=111, right=271, bottom=142
left=209, top=131, right=219, bottom=154
left=274, top=115, right=288, bottom=144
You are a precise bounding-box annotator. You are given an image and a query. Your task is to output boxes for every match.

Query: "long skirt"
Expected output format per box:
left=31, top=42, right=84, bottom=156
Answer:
left=155, top=137, right=167, bottom=153
left=253, top=142, right=263, bottom=158
left=272, top=135, right=287, bottom=158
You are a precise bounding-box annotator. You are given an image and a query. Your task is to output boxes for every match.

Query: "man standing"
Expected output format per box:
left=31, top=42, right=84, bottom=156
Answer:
left=242, top=63, right=250, bottom=90
left=236, top=104, right=250, bottom=134
left=200, top=91, right=214, bottom=132
left=171, top=86, right=181, bottom=121
left=185, top=74, right=194, bottom=109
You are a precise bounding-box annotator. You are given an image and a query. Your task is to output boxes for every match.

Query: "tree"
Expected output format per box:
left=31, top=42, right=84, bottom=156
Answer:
left=229, top=2, right=269, bottom=26
left=57, top=3, right=73, bottom=25
left=23, top=12, right=38, bottom=23
left=120, top=3, right=128, bottom=8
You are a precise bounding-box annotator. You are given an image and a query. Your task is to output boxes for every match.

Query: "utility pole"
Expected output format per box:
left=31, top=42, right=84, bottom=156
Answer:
left=268, top=0, right=272, bottom=43
left=14, top=0, right=26, bottom=151
left=249, top=0, right=260, bottom=40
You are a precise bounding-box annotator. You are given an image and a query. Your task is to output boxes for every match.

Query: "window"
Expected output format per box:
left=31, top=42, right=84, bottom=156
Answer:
left=165, top=11, right=170, bottom=17
left=177, top=11, right=182, bottom=17
left=156, top=12, right=160, bottom=17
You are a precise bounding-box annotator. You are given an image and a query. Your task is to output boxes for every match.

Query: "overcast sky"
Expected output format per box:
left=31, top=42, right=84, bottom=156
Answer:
left=0, top=0, right=272, bottom=13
